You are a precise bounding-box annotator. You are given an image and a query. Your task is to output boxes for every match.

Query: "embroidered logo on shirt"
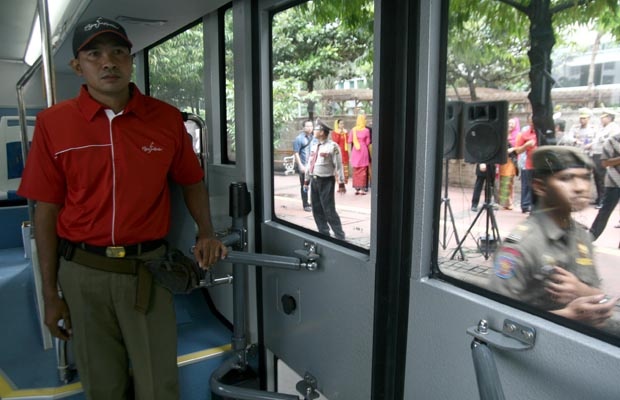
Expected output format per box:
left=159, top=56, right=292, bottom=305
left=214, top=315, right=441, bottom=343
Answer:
left=494, top=248, right=521, bottom=279
left=142, top=142, right=163, bottom=154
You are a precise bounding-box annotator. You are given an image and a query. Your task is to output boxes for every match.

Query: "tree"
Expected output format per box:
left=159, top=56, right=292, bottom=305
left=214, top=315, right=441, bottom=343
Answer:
left=451, top=0, right=619, bottom=143
left=271, top=3, right=372, bottom=119
left=447, top=16, right=530, bottom=100
left=148, top=23, right=204, bottom=118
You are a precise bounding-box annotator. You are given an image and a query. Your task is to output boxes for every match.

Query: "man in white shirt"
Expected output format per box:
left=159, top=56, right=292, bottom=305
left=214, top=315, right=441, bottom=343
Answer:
left=304, top=122, right=347, bottom=239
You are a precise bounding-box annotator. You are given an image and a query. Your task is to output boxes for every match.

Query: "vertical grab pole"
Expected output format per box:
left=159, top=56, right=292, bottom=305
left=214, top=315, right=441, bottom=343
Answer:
left=469, top=320, right=506, bottom=400
left=210, top=182, right=301, bottom=399
left=229, top=182, right=252, bottom=354
left=471, top=340, right=506, bottom=400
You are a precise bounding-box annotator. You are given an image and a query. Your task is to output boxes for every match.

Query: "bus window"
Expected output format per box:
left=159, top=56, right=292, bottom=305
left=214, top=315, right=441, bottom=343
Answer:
left=270, top=0, right=374, bottom=250
left=436, top=1, right=620, bottom=340
left=224, top=6, right=235, bottom=163
left=147, top=21, right=205, bottom=161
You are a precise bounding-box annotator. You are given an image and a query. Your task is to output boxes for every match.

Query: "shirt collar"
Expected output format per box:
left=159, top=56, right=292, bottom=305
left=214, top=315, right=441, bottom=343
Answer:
left=78, top=83, right=146, bottom=121
left=531, top=211, right=573, bottom=242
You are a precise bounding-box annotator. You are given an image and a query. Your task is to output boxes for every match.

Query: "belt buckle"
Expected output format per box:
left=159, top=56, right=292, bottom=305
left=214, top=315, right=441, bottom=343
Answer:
left=105, top=246, right=126, bottom=258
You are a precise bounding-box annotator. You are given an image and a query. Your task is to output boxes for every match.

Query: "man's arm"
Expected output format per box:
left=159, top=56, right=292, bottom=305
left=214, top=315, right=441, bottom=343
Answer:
left=35, top=201, right=72, bottom=340
left=181, top=181, right=228, bottom=268
left=601, top=156, right=620, bottom=168
left=294, top=152, right=306, bottom=173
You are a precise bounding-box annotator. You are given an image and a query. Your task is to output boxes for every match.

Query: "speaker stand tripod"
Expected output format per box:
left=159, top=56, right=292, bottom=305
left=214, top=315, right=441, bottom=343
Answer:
left=450, top=166, right=501, bottom=260
left=440, top=159, right=464, bottom=260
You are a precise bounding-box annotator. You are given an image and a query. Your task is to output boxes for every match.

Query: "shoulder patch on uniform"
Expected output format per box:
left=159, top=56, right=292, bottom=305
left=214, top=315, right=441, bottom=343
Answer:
left=493, top=247, right=521, bottom=279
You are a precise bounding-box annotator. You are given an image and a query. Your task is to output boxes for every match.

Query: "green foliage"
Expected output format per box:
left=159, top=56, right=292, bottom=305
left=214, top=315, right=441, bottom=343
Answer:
left=305, top=0, right=374, bottom=30
left=272, top=2, right=373, bottom=91
left=148, top=23, right=205, bottom=118
left=447, top=0, right=620, bottom=93
left=447, top=14, right=530, bottom=95
left=272, top=78, right=314, bottom=145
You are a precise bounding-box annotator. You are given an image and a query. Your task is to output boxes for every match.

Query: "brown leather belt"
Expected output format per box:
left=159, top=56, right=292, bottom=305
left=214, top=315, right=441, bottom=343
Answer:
left=78, top=240, right=165, bottom=258
left=59, top=239, right=166, bottom=313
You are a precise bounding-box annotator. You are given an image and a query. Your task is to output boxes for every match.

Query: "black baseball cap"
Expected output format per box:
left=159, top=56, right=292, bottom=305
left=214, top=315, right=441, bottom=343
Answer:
left=72, top=16, right=132, bottom=57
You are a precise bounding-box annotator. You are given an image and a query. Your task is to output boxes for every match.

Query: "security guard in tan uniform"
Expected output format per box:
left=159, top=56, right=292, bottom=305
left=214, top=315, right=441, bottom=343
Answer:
left=304, top=122, right=346, bottom=239
left=490, top=146, right=618, bottom=326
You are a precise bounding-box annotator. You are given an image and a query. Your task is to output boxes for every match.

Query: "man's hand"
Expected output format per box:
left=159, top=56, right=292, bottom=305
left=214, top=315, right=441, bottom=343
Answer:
left=44, top=295, right=72, bottom=340
left=545, top=267, right=603, bottom=304
left=193, top=236, right=228, bottom=269
left=553, top=294, right=619, bottom=327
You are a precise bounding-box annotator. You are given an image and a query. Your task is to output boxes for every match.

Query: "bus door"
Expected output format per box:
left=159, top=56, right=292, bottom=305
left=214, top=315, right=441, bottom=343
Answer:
left=253, top=1, right=376, bottom=398
left=391, top=1, right=620, bottom=399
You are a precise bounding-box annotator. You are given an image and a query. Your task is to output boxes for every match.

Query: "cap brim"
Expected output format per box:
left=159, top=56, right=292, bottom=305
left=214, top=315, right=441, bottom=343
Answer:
left=75, top=31, right=133, bottom=56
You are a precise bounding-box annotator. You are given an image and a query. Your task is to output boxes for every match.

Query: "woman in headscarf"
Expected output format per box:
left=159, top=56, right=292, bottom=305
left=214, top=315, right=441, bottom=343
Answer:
left=348, top=114, right=372, bottom=195
left=331, top=119, right=350, bottom=184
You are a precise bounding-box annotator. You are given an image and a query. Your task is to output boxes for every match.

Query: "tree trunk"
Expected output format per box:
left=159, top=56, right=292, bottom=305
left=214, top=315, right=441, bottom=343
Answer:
left=307, top=80, right=315, bottom=120
left=467, top=75, right=478, bottom=101
left=526, top=0, right=555, bottom=144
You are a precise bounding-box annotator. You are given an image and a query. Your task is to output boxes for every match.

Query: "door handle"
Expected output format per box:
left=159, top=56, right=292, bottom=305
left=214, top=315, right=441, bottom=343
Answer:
left=467, top=319, right=536, bottom=400
left=467, top=319, right=535, bottom=351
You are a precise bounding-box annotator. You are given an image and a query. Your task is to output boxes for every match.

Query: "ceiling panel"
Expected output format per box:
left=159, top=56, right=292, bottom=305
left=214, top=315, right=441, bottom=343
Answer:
left=0, top=0, right=37, bottom=62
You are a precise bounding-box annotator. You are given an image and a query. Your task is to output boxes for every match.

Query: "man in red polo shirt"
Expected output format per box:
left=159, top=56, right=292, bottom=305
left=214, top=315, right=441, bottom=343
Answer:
left=18, top=16, right=227, bottom=400
left=514, top=114, right=538, bottom=213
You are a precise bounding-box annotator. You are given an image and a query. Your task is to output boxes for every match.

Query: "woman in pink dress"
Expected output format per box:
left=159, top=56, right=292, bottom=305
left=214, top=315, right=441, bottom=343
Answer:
left=348, top=114, right=372, bottom=195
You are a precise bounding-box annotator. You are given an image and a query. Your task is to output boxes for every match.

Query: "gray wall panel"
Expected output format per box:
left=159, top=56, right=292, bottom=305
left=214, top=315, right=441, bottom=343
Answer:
left=261, top=223, right=374, bottom=399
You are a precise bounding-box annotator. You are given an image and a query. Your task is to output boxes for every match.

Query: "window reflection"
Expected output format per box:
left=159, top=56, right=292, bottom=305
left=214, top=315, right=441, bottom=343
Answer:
left=271, top=1, right=374, bottom=249
left=438, top=1, right=620, bottom=337
left=148, top=21, right=205, bottom=162
left=224, top=7, right=235, bottom=163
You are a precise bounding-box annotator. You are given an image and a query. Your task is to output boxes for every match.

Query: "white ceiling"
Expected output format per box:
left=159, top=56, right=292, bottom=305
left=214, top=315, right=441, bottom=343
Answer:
left=0, top=0, right=228, bottom=70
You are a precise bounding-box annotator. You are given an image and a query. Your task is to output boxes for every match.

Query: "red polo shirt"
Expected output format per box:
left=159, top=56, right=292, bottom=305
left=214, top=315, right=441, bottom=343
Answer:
left=516, top=126, right=538, bottom=170
left=18, top=84, right=204, bottom=246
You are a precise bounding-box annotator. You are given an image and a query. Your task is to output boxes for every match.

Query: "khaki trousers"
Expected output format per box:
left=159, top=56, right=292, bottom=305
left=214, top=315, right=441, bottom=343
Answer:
left=58, top=246, right=179, bottom=400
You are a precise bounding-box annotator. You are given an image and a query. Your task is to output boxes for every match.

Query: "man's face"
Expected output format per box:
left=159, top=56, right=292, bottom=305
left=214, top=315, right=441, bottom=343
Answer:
left=535, top=168, right=592, bottom=213
left=303, top=122, right=314, bottom=135
left=70, top=34, right=133, bottom=100
left=601, top=115, right=611, bottom=127
left=579, top=116, right=589, bottom=127
left=313, top=127, right=326, bottom=141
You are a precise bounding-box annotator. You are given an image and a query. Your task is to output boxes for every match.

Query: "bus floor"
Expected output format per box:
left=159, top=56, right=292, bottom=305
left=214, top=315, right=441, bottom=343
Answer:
left=0, top=247, right=233, bottom=400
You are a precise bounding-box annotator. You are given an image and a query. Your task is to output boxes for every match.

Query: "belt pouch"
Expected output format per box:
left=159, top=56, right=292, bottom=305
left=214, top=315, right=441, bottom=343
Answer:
left=144, top=248, right=204, bottom=294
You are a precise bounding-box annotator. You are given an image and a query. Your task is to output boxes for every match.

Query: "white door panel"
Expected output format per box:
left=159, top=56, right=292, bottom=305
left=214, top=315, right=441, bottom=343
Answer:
left=260, top=223, right=374, bottom=399
left=405, top=280, right=620, bottom=399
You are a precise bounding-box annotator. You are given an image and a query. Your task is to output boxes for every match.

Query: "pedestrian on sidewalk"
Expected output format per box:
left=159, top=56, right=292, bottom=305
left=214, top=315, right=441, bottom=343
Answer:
left=304, top=122, right=346, bottom=240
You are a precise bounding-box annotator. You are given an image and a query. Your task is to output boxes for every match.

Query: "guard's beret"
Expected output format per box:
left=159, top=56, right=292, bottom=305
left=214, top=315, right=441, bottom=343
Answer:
left=532, top=146, right=593, bottom=175
left=601, top=109, right=615, bottom=119
left=578, top=108, right=592, bottom=118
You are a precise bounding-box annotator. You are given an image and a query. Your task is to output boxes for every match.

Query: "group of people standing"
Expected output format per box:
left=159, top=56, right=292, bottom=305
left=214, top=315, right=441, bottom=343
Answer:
left=470, top=114, right=537, bottom=214
left=472, top=108, right=620, bottom=243
left=292, top=115, right=372, bottom=239
left=555, top=108, right=620, bottom=241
